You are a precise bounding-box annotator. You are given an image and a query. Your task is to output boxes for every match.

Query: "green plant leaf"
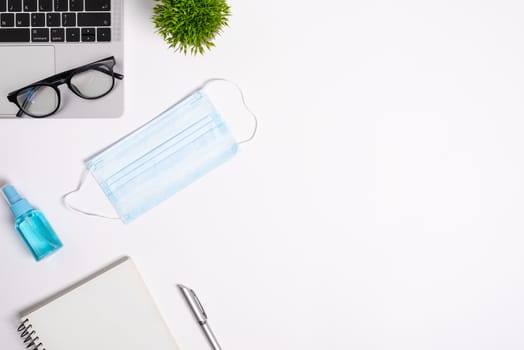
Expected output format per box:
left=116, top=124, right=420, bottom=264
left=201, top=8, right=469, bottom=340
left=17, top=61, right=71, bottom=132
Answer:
left=152, top=0, right=231, bottom=55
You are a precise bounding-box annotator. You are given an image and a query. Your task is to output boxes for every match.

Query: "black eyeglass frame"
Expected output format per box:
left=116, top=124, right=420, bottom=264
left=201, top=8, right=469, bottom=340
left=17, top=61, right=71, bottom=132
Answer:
left=7, top=56, right=124, bottom=118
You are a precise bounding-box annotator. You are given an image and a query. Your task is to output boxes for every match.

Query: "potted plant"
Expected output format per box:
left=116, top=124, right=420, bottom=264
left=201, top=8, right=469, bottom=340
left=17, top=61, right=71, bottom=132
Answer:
left=153, top=0, right=231, bottom=55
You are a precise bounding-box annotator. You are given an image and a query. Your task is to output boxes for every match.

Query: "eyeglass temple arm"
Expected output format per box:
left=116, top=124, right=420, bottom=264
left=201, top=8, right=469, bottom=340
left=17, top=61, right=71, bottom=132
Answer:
left=21, top=71, right=70, bottom=88
left=28, top=63, right=122, bottom=86
left=11, top=63, right=123, bottom=97
left=90, top=66, right=124, bottom=80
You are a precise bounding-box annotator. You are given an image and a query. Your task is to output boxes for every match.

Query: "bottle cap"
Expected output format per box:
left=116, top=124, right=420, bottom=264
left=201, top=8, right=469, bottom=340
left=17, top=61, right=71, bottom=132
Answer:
left=2, top=185, right=34, bottom=218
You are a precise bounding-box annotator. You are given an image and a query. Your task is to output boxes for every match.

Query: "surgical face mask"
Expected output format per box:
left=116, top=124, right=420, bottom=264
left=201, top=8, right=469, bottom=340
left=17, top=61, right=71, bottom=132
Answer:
left=63, top=80, right=257, bottom=223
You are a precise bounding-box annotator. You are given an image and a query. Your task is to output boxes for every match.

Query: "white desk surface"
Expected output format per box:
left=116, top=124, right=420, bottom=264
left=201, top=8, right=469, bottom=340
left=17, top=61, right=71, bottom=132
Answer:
left=2, top=1, right=524, bottom=349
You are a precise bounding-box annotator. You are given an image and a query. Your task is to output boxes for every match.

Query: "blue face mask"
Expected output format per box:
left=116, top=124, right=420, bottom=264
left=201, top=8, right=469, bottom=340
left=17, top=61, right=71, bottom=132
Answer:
left=64, top=81, right=257, bottom=223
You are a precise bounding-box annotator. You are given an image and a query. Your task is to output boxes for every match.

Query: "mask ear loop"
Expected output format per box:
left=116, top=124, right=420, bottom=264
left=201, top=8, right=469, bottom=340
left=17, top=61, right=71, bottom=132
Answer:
left=62, top=168, right=120, bottom=220
left=201, top=78, right=258, bottom=145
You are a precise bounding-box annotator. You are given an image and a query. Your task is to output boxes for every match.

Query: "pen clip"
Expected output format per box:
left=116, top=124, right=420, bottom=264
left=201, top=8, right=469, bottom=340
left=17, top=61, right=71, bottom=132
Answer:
left=190, top=289, right=208, bottom=321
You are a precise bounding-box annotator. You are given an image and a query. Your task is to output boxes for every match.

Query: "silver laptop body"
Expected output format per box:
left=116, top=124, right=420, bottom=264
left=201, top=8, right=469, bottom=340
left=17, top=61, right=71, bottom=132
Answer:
left=0, top=0, right=123, bottom=118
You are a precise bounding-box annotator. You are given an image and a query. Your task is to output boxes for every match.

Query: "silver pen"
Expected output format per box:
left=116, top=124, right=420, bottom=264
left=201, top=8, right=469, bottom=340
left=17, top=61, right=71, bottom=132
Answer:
left=178, top=284, right=223, bottom=350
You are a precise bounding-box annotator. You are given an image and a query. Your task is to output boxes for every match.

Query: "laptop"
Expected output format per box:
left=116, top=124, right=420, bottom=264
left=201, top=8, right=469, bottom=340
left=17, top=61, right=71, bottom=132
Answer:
left=0, top=0, right=124, bottom=118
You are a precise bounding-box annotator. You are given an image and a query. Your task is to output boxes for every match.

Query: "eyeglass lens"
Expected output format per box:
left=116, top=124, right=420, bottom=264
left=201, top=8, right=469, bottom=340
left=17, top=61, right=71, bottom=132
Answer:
left=16, top=86, right=59, bottom=117
left=70, top=67, right=115, bottom=98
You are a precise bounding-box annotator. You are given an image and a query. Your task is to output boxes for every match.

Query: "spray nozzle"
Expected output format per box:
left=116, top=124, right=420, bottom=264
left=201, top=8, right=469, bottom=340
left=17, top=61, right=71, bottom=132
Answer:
left=2, top=185, right=34, bottom=218
left=3, top=185, right=22, bottom=205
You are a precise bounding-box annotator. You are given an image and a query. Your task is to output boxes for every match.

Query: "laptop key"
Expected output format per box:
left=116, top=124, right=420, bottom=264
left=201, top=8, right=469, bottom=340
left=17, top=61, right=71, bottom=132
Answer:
left=0, top=0, right=5, bottom=12
left=23, top=0, right=36, bottom=11
left=81, top=26, right=94, bottom=41
left=1, top=12, right=13, bottom=26
left=0, top=27, right=29, bottom=41
left=96, top=27, right=109, bottom=41
left=69, top=0, right=82, bottom=11
left=54, top=0, right=67, bottom=11
left=31, top=12, right=44, bottom=26
left=77, top=12, right=109, bottom=26
left=50, top=27, right=63, bottom=41
left=39, top=0, right=51, bottom=11
left=62, top=12, right=75, bottom=26
left=85, top=0, right=108, bottom=11
left=15, top=12, right=28, bottom=26
left=8, top=0, right=21, bottom=11
left=65, top=26, right=78, bottom=41
left=46, top=12, right=59, bottom=26
left=31, top=27, right=48, bottom=41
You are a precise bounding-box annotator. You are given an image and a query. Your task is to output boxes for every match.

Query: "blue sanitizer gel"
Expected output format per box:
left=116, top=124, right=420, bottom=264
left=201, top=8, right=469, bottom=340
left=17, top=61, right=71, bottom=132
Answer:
left=2, top=185, right=62, bottom=261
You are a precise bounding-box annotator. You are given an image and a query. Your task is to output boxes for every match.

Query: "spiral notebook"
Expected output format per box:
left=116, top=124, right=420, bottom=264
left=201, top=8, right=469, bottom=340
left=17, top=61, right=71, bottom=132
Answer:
left=16, top=257, right=180, bottom=350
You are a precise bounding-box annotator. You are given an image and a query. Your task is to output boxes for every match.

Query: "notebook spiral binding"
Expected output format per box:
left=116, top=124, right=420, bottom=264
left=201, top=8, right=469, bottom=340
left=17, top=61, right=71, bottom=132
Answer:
left=17, top=318, right=46, bottom=350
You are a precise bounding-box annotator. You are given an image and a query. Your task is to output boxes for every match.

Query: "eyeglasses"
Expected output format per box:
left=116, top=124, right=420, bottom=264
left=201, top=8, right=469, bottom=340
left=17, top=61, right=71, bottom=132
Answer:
left=7, top=56, right=124, bottom=118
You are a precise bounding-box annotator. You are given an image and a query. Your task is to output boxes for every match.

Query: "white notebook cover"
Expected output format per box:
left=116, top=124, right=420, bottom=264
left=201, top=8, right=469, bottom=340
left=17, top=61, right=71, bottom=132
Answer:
left=18, top=257, right=180, bottom=350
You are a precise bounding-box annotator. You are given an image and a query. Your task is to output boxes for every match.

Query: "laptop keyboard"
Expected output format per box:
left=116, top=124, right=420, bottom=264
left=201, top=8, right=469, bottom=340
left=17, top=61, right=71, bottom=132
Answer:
left=0, top=0, right=111, bottom=43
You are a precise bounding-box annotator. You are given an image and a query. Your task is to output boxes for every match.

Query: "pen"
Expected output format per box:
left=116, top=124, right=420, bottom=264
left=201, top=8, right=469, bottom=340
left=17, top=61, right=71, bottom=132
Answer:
left=178, top=284, right=223, bottom=350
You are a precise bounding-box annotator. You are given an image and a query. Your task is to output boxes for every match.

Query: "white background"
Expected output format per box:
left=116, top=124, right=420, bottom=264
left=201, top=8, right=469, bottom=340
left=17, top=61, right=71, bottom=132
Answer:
left=2, top=0, right=524, bottom=349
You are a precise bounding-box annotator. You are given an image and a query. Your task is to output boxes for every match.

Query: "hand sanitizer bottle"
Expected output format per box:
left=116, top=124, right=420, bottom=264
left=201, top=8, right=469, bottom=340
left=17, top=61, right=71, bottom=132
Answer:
left=2, top=185, right=63, bottom=261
